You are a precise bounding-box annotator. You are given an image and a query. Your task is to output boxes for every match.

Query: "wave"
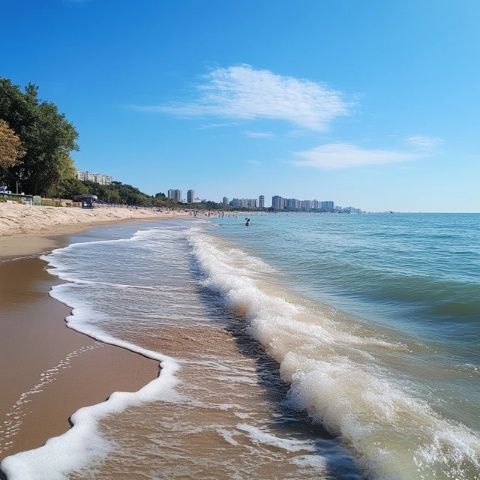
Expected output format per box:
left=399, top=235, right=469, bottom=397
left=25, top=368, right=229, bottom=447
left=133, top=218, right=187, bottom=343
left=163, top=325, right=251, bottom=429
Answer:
left=1, top=237, right=182, bottom=480
left=187, top=226, right=480, bottom=479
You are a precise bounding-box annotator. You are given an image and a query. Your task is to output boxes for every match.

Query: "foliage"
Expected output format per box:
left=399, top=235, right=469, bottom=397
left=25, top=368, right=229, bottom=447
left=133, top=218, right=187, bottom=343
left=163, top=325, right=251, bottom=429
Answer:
left=0, top=78, right=78, bottom=195
left=55, top=176, right=88, bottom=198
left=198, top=200, right=226, bottom=210
left=0, top=120, right=25, bottom=177
left=83, top=181, right=154, bottom=205
left=57, top=179, right=156, bottom=206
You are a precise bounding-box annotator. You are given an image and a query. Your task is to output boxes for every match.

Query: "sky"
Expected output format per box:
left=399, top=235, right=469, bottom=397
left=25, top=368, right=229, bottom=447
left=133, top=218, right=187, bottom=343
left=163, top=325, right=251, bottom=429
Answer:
left=1, top=0, right=479, bottom=212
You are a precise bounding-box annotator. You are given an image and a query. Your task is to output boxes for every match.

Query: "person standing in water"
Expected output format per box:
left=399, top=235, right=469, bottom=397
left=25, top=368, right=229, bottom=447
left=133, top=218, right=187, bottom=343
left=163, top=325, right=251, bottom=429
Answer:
left=245, top=218, right=251, bottom=226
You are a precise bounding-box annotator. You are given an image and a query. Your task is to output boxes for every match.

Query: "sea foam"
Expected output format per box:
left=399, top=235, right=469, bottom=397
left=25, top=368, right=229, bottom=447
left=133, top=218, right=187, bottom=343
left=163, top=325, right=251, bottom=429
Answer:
left=187, top=226, right=480, bottom=479
left=1, top=237, right=182, bottom=480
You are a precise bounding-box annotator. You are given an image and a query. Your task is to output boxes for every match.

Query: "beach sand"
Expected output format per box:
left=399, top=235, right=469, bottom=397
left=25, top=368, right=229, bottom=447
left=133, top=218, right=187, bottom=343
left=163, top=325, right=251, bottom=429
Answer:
left=0, top=202, right=186, bottom=238
left=0, top=227, right=160, bottom=463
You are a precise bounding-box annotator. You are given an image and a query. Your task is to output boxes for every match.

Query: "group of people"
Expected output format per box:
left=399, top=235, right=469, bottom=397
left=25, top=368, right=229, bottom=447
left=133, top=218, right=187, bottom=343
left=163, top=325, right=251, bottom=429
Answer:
left=187, top=209, right=253, bottom=227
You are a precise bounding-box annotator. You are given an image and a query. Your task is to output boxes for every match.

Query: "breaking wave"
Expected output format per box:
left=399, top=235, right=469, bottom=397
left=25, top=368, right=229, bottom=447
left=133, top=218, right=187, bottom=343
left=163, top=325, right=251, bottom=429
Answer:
left=187, top=225, right=480, bottom=479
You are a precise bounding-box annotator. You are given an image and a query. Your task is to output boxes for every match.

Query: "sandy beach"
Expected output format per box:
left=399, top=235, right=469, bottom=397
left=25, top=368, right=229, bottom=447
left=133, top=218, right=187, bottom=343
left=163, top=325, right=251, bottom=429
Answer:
left=0, top=202, right=186, bottom=236
left=0, top=205, right=180, bottom=466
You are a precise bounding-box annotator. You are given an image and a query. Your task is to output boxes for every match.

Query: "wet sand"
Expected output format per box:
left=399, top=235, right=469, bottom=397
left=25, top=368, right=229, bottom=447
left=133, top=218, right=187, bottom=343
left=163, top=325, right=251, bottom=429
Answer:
left=0, top=247, right=159, bottom=462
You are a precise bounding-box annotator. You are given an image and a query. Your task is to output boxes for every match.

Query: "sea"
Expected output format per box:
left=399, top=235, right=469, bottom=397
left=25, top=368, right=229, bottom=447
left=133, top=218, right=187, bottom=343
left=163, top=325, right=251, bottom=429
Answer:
left=2, top=213, right=479, bottom=479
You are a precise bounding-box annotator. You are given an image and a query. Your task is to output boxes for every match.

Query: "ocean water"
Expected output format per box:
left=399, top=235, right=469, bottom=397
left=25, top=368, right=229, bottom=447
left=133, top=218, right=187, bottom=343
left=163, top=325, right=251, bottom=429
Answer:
left=2, top=213, right=479, bottom=479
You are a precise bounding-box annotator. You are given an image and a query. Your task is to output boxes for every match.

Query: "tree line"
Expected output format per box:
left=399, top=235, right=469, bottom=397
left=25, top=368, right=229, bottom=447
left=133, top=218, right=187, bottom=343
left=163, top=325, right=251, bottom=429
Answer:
left=0, top=78, right=78, bottom=196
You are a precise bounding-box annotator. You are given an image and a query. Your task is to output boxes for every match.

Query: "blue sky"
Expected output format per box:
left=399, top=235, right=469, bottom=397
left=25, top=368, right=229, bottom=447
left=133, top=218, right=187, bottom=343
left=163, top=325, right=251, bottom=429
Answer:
left=1, top=0, right=479, bottom=211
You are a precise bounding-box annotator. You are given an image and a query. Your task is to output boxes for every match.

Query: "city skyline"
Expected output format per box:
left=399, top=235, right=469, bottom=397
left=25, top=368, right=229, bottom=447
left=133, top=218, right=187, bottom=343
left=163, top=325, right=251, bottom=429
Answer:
left=2, top=1, right=479, bottom=212
left=164, top=187, right=354, bottom=211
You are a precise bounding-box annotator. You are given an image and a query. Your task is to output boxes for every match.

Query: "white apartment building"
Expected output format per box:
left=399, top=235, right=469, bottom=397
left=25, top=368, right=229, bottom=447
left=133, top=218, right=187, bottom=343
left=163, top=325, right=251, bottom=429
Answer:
left=77, top=171, right=113, bottom=185
left=168, top=189, right=182, bottom=202
left=187, top=189, right=195, bottom=203
left=230, top=198, right=257, bottom=208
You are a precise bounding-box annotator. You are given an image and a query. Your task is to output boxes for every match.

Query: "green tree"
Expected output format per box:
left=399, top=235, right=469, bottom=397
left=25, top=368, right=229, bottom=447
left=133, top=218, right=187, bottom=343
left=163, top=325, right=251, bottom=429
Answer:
left=0, top=79, right=78, bottom=195
left=56, top=177, right=88, bottom=198
left=0, top=120, right=25, bottom=183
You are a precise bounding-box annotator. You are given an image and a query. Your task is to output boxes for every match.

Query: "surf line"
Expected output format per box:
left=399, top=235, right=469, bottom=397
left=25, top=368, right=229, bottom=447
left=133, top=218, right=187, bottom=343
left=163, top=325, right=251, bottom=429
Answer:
left=1, top=246, right=183, bottom=480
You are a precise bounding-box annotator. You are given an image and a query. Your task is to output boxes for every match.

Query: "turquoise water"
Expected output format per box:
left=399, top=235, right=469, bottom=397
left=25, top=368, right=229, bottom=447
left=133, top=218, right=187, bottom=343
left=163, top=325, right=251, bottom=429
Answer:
left=215, top=214, right=480, bottom=384
left=206, top=212, right=480, bottom=475
left=213, top=213, right=479, bottom=357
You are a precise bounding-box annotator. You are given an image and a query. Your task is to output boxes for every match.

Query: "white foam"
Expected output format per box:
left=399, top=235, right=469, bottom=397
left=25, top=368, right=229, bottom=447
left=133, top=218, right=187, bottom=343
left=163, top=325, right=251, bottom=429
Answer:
left=236, top=423, right=316, bottom=453
left=216, top=428, right=240, bottom=447
left=1, top=234, right=182, bottom=480
left=289, top=454, right=328, bottom=470
left=187, top=227, right=480, bottom=479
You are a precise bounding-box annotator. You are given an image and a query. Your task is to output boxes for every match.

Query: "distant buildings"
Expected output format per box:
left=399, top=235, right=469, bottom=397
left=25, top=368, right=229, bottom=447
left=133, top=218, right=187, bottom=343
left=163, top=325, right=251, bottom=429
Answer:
left=159, top=188, right=354, bottom=212
left=230, top=198, right=257, bottom=208
left=301, top=200, right=313, bottom=210
left=77, top=171, right=113, bottom=185
left=272, top=195, right=285, bottom=210
left=286, top=198, right=301, bottom=210
left=168, top=189, right=182, bottom=202
left=320, top=201, right=334, bottom=211
left=271, top=195, right=336, bottom=212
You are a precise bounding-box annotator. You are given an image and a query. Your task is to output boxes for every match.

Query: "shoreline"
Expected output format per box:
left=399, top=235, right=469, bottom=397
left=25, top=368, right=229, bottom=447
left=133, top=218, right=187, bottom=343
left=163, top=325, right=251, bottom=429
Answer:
left=0, top=202, right=190, bottom=259
left=0, top=217, right=176, bottom=469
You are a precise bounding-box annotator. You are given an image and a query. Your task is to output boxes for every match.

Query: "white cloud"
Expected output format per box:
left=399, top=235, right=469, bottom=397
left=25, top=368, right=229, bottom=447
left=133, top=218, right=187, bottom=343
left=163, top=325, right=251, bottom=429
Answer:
left=405, top=135, right=443, bottom=150
left=243, top=130, right=274, bottom=138
left=136, top=64, right=349, bottom=131
left=196, top=122, right=239, bottom=130
left=293, top=143, right=421, bottom=170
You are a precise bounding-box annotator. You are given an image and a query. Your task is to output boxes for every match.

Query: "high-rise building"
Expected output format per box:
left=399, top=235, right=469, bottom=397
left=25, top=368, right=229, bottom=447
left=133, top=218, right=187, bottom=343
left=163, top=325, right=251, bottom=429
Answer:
left=168, top=189, right=182, bottom=202
left=223, top=196, right=229, bottom=205
left=229, top=198, right=257, bottom=208
left=187, top=189, right=195, bottom=203
left=272, top=196, right=285, bottom=210
left=320, top=201, right=334, bottom=211
left=259, top=195, right=265, bottom=208
left=286, top=198, right=301, bottom=210
left=301, top=200, right=313, bottom=211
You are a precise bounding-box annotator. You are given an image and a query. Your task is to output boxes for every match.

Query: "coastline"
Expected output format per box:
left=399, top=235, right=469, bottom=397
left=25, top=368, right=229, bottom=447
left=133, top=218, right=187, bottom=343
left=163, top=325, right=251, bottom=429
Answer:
left=0, top=213, right=181, bottom=468
left=0, top=202, right=189, bottom=259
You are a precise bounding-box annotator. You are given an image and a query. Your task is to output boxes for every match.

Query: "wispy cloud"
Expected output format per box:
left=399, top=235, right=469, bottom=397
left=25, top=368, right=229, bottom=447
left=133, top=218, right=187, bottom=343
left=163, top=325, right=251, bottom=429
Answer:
left=196, top=122, right=239, bottom=130
left=405, top=135, right=443, bottom=150
left=134, top=64, right=349, bottom=131
left=243, top=130, right=274, bottom=139
left=293, top=143, right=421, bottom=170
